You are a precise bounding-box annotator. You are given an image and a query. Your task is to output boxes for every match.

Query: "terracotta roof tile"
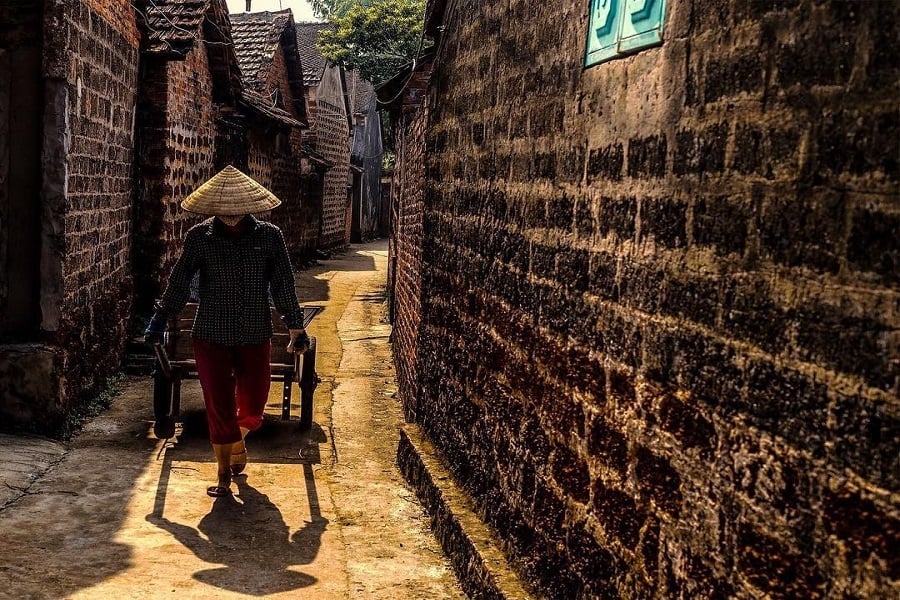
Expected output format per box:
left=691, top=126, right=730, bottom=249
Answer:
left=230, top=9, right=292, bottom=91
left=137, top=0, right=209, bottom=54
left=295, top=22, right=328, bottom=86
left=240, top=89, right=303, bottom=128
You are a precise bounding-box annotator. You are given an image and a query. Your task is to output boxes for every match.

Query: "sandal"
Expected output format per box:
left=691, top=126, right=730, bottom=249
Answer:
left=230, top=448, right=247, bottom=475
left=207, top=471, right=232, bottom=497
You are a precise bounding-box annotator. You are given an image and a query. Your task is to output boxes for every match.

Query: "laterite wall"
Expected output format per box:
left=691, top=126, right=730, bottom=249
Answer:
left=397, top=0, right=899, bottom=597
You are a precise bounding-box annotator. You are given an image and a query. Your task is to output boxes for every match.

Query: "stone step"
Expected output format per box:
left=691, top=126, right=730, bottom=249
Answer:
left=397, top=424, right=534, bottom=600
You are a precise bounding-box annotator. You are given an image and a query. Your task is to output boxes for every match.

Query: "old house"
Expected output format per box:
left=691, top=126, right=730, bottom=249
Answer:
left=296, top=22, right=352, bottom=250
left=0, top=0, right=141, bottom=432
left=345, top=71, right=384, bottom=243
left=132, top=0, right=242, bottom=316
left=390, top=1, right=899, bottom=598
left=230, top=9, right=317, bottom=260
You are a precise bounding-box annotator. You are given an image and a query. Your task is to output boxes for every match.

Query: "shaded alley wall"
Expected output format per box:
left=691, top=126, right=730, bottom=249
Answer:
left=391, top=107, right=428, bottom=424
left=396, top=0, right=899, bottom=597
left=0, top=0, right=139, bottom=432
left=247, top=42, right=315, bottom=259
left=134, top=45, right=219, bottom=313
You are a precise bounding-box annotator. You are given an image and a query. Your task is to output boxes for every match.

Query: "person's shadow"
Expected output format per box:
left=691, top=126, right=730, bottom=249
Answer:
left=146, top=473, right=327, bottom=595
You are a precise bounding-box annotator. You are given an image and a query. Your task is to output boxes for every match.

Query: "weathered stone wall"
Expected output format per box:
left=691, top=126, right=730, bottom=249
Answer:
left=134, top=44, right=218, bottom=314
left=82, top=0, right=140, bottom=46
left=398, top=0, right=899, bottom=597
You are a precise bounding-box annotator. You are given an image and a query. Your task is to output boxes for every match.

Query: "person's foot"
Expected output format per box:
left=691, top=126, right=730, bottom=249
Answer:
left=207, top=470, right=232, bottom=497
left=230, top=448, right=247, bottom=475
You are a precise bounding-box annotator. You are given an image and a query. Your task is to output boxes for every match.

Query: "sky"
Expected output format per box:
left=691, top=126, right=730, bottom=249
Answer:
left=225, top=0, right=321, bottom=21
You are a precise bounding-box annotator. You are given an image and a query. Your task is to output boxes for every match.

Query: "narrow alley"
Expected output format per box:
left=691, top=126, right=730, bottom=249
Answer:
left=0, top=241, right=464, bottom=599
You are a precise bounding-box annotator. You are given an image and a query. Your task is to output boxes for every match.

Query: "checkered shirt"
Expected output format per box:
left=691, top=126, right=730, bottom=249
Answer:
left=157, top=215, right=304, bottom=345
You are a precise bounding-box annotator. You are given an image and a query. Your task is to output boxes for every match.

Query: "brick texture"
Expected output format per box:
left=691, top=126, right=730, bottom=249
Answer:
left=0, top=0, right=139, bottom=431
left=390, top=106, right=427, bottom=423
left=52, top=0, right=139, bottom=420
left=245, top=44, right=317, bottom=260
left=133, top=44, right=219, bottom=314
left=313, top=66, right=351, bottom=249
left=392, top=0, right=900, bottom=597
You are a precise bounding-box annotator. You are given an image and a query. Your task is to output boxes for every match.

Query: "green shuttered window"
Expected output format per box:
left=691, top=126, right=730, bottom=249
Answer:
left=585, top=0, right=667, bottom=67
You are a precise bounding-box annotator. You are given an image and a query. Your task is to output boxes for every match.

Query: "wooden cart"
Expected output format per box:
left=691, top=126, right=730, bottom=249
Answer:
left=151, top=303, right=325, bottom=439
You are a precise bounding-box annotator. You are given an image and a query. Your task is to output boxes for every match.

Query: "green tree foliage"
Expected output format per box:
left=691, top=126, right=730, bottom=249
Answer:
left=318, top=0, right=427, bottom=85
left=309, top=0, right=366, bottom=19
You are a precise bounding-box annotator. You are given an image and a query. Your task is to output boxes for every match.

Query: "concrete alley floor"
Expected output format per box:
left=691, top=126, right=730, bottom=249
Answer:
left=0, top=239, right=464, bottom=599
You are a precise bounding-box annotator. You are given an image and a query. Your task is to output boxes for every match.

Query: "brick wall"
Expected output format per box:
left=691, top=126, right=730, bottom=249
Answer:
left=57, top=0, right=140, bottom=403
left=0, top=0, right=139, bottom=432
left=390, top=108, right=427, bottom=423
left=82, top=0, right=140, bottom=46
left=134, top=44, right=218, bottom=313
left=396, top=0, right=899, bottom=597
left=315, top=66, right=351, bottom=249
left=249, top=44, right=316, bottom=259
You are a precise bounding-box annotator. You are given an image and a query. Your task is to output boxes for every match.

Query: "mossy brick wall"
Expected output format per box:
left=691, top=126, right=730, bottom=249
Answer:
left=400, top=0, right=900, bottom=597
left=51, top=0, right=139, bottom=420
left=134, top=44, right=218, bottom=313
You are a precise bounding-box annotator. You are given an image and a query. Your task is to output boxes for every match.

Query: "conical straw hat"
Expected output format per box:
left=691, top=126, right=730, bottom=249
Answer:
left=181, top=165, right=282, bottom=215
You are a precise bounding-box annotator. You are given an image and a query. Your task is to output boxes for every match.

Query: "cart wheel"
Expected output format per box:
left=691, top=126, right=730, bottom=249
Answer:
left=299, top=337, right=317, bottom=429
left=154, top=416, right=176, bottom=440
left=152, top=366, right=176, bottom=439
left=153, top=368, right=172, bottom=421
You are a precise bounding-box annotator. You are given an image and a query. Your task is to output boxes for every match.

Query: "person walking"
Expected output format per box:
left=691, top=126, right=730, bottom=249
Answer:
left=144, top=165, right=309, bottom=498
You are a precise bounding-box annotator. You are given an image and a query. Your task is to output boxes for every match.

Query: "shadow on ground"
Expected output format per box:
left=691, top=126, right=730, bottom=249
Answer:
left=145, top=413, right=329, bottom=596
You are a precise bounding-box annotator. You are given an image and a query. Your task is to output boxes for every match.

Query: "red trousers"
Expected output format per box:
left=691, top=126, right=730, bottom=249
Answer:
left=193, top=337, right=271, bottom=445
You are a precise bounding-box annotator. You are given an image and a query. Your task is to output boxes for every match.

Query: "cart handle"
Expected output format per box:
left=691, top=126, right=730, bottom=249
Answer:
left=153, top=342, right=173, bottom=379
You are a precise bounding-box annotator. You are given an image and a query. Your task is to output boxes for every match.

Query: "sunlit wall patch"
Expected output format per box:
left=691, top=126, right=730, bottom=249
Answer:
left=585, top=0, right=667, bottom=67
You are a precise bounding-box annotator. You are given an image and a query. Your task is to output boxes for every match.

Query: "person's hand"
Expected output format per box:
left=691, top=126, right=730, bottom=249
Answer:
left=144, top=313, right=167, bottom=346
left=287, top=328, right=310, bottom=353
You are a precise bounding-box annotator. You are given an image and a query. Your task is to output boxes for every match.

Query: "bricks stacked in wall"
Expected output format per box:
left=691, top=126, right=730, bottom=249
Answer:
left=317, top=99, right=351, bottom=248
left=391, top=109, right=428, bottom=422
left=397, top=0, right=900, bottom=598
left=134, top=44, right=218, bottom=312
left=248, top=45, right=312, bottom=258
left=55, top=0, right=140, bottom=411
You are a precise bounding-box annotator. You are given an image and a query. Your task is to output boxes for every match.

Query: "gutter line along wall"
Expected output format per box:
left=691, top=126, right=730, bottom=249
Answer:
left=395, top=0, right=900, bottom=597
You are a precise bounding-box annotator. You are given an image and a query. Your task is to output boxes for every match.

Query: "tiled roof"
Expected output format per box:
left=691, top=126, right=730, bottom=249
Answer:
left=295, top=22, right=328, bottom=86
left=240, top=89, right=303, bottom=128
left=138, top=0, right=209, bottom=54
left=136, top=0, right=241, bottom=102
left=230, top=9, right=292, bottom=91
left=345, top=70, right=376, bottom=115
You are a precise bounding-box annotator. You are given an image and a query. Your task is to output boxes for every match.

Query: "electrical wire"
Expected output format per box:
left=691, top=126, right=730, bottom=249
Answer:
left=375, top=2, right=429, bottom=107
